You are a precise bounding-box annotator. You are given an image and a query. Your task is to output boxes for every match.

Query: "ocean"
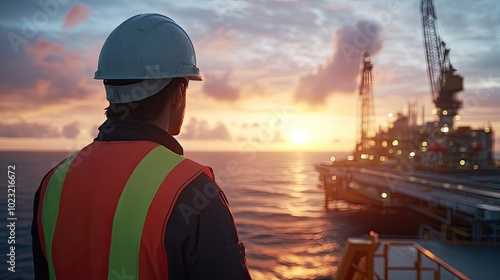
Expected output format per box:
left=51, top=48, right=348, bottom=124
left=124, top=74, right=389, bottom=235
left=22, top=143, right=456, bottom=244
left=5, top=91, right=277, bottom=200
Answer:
left=0, top=150, right=436, bottom=280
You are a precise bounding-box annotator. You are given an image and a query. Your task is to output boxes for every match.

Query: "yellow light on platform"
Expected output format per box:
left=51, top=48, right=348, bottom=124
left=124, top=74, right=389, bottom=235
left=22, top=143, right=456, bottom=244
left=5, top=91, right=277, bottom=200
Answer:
left=422, top=141, right=428, bottom=147
left=331, top=175, right=337, bottom=181
left=347, top=155, right=354, bottom=161
left=381, top=192, right=388, bottom=199
left=388, top=112, right=394, bottom=118
left=459, top=159, right=466, bottom=166
left=432, top=109, right=437, bottom=114
left=441, top=126, right=450, bottom=133
left=485, top=127, right=491, bottom=133
left=442, top=109, right=448, bottom=116
left=392, top=140, right=399, bottom=146
left=473, top=164, right=479, bottom=170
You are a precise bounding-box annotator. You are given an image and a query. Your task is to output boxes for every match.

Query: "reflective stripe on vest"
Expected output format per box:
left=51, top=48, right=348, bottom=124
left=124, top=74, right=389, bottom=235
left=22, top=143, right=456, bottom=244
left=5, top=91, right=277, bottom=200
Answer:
left=38, top=141, right=213, bottom=279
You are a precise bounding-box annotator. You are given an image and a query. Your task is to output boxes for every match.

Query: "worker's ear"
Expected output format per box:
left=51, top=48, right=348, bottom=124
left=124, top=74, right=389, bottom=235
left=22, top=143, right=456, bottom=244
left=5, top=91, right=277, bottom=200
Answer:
left=171, top=83, right=186, bottom=110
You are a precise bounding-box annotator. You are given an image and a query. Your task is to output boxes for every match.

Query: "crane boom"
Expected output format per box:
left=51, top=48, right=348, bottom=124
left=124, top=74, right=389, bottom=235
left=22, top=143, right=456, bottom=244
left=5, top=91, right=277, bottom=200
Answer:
left=421, top=0, right=442, bottom=103
left=421, top=0, right=463, bottom=130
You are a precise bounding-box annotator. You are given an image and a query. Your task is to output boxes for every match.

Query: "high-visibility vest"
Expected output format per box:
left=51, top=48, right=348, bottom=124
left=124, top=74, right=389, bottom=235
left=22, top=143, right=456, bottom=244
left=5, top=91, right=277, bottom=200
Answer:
left=36, top=141, right=213, bottom=279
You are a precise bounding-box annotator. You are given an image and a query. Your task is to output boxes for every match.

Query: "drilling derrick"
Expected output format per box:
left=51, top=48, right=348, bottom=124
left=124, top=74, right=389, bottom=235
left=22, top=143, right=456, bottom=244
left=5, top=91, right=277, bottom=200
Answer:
left=356, top=52, right=375, bottom=155
left=421, top=0, right=463, bottom=130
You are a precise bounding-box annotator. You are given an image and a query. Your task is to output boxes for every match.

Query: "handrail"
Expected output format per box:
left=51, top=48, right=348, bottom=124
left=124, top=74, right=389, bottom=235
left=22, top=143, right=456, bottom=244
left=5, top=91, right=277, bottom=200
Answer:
left=374, top=241, right=470, bottom=280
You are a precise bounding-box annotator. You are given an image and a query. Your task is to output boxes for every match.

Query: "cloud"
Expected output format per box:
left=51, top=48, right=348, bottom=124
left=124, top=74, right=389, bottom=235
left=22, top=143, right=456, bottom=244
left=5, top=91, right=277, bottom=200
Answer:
left=62, top=122, right=80, bottom=138
left=202, top=71, right=240, bottom=101
left=294, top=20, right=383, bottom=106
left=0, top=121, right=85, bottom=139
left=0, top=36, right=100, bottom=109
left=179, top=118, right=232, bottom=140
left=63, top=3, right=91, bottom=29
left=0, top=122, right=60, bottom=138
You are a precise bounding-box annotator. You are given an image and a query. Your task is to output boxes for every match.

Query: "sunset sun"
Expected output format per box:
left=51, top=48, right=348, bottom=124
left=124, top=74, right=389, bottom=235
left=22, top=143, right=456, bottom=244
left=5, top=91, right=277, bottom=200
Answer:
left=290, top=130, right=308, bottom=145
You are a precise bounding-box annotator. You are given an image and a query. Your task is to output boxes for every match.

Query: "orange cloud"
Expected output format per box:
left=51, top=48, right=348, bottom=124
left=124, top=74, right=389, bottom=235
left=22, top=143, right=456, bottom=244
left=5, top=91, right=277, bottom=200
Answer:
left=179, top=118, right=232, bottom=140
left=202, top=71, right=240, bottom=101
left=63, top=3, right=91, bottom=29
left=20, top=36, right=99, bottom=102
left=0, top=122, right=60, bottom=138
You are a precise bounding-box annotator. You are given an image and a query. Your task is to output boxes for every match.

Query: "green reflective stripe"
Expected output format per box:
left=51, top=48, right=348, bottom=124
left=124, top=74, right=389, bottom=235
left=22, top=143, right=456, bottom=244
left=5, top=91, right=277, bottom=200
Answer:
left=41, top=151, right=81, bottom=280
left=108, top=146, right=184, bottom=279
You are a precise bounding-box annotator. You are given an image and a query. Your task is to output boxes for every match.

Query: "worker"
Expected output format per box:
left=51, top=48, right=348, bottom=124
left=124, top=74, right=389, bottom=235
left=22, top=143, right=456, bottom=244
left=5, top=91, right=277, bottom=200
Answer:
left=31, top=13, right=252, bottom=279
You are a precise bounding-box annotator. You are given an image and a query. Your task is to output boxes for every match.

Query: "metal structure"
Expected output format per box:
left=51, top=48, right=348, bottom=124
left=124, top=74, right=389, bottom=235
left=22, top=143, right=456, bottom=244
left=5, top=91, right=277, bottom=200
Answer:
left=356, top=52, right=376, bottom=154
left=316, top=0, right=497, bottom=246
left=421, top=0, right=463, bottom=130
left=335, top=231, right=471, bottom=279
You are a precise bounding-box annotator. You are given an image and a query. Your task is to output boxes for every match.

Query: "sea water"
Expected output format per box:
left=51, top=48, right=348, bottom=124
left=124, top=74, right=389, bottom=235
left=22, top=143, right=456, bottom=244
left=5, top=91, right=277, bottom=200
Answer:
left=0, top=150, right=435, bottom=280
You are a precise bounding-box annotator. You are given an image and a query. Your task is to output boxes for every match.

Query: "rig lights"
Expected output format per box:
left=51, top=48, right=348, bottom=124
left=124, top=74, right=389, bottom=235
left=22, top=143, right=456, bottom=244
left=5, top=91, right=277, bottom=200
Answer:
left=380, top=192, right=388, bottom=199
left=381, top=140, right=388, bottom=148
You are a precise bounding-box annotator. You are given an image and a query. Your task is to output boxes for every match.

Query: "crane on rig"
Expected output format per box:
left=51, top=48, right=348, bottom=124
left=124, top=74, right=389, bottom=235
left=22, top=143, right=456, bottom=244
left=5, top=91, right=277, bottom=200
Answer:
left=421, top=0, right=463, bottom=131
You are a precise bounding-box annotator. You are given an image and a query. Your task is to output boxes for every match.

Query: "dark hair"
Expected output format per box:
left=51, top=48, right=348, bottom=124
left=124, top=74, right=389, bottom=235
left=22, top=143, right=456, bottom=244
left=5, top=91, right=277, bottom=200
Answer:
left=104, top=78, right=187, bottom=120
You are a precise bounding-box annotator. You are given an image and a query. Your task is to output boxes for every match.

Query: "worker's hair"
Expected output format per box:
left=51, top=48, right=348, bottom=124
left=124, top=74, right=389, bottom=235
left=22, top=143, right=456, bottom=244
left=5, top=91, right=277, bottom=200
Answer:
left=104, top=78, right=187, bottom=120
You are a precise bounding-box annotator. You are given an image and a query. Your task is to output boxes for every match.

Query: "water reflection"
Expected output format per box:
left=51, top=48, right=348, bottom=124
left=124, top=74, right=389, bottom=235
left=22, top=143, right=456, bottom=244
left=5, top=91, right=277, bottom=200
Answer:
left=188, top=151, right=354, bottom=279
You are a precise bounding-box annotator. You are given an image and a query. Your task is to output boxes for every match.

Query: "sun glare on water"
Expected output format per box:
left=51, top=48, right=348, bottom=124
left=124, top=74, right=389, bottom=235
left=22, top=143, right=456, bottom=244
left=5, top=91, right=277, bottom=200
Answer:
left=291, top=130, right=308, bottom=145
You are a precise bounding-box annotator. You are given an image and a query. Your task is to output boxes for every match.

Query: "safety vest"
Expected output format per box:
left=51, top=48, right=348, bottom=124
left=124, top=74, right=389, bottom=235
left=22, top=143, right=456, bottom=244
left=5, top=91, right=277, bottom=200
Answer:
left=36, top=141, right=213, bottom=279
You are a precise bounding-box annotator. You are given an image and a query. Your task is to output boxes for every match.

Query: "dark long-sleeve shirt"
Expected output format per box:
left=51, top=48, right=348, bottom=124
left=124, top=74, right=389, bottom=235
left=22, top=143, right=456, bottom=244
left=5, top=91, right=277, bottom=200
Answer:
left=32, top=117, right=251, bottom=279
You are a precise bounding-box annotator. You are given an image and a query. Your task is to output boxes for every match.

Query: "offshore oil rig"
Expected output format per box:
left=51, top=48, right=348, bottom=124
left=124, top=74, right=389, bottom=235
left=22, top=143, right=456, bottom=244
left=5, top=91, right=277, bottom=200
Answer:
left=316, top=0, right=499, bottom=245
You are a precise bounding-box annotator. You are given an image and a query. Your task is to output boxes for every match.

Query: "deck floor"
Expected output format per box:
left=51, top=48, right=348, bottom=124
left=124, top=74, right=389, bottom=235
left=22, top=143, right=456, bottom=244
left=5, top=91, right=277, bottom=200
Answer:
left=373, top=239, right=500, bottom=279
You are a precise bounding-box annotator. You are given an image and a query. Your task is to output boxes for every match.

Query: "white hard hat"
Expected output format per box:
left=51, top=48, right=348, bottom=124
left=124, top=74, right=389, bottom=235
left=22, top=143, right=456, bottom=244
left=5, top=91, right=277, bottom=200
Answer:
left=95, top=13, right=201, bottom=103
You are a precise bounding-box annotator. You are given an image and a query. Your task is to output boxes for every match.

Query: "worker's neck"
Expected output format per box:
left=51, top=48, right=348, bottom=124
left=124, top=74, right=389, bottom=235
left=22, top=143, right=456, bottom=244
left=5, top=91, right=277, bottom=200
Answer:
left=147, top=110, right=171, bottom=134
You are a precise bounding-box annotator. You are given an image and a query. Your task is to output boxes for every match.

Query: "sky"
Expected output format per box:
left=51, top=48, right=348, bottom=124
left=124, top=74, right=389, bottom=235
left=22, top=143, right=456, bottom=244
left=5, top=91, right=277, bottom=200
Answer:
left=1, top=0, right=499, bottom=153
